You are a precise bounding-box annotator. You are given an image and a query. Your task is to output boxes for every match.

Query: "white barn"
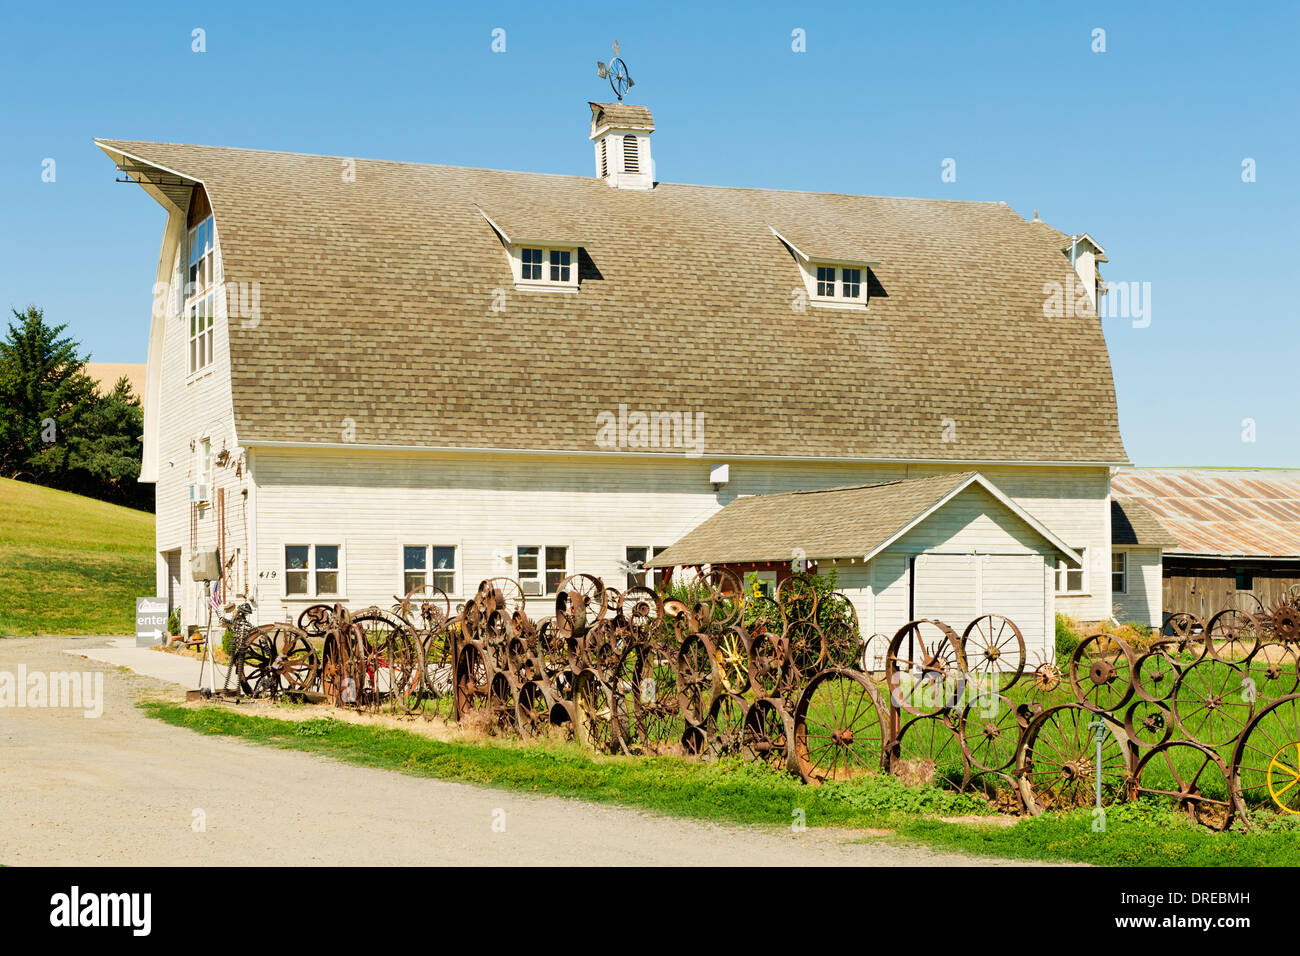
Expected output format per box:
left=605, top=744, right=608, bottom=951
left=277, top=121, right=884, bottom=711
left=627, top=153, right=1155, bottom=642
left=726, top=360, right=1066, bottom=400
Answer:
left=95, top=97, right=1129, bottom=632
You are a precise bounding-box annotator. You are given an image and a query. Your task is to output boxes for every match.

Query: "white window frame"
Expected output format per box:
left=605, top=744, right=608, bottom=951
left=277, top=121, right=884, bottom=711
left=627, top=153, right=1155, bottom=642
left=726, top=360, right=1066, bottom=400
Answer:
left=1055, top=547, right=1088, bottom=595
left=516, top=544, right=570, bottom=597
left=809, top=260, right=869, bottom=305
left=400, top=544, right=461, bottom=598
left=284, top=543, right=344, bottom=599
left=511, top=245, right=580, bottom=293
left=193, top=437, right=213, bottom=503
left=1111, top=550, right=1128, bottom=595
left=184, top=215, right=217, bottom=376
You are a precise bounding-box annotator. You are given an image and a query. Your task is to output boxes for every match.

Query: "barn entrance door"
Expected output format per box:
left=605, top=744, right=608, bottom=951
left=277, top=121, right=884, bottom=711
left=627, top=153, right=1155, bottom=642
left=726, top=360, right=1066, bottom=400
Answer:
left=912, top=553, right=980, bottom=632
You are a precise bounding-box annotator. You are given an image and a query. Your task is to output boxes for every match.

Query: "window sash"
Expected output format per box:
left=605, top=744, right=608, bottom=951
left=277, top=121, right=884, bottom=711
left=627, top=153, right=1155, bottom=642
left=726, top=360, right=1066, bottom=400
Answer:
left=403, top=544, right=457, bottom=595
left=285, top=544, right=341, bottom=597
left=816, top=266, right=836, bottom=297
left=625, top=545, right=668, bottom=591
left=1056, top=548, right=1087, bottom=594
left=521, top=248, right=543, bottom=280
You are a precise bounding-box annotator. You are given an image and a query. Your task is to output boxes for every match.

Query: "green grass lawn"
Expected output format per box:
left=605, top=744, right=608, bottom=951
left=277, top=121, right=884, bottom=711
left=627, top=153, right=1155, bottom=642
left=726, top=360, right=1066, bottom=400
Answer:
left=142, top=700, right=1300, bottom=866
left=0, top=477, right=154, bottom=636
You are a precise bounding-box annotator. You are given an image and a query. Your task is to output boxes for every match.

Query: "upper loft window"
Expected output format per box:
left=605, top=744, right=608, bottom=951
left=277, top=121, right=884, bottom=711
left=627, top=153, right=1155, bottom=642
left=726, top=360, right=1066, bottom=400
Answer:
left=812, top=262, right=867, bottom=303
left=622, top=135, right=639, bottom=173
left=514, top=245, right=579, bottom=292
left=185, top=215, right=216, bottom=374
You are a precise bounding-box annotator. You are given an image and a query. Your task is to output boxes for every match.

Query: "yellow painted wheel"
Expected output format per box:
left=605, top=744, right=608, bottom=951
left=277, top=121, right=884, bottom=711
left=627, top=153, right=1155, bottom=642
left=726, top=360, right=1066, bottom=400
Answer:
left=1266, top=743, right=1300, bottom=814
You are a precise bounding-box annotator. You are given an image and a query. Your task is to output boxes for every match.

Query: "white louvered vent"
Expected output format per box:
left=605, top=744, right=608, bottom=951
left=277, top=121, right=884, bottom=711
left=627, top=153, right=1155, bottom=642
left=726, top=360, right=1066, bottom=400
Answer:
left=622, top=135, right=639, bottom=173
left=600, top=139, right=608, bottom=178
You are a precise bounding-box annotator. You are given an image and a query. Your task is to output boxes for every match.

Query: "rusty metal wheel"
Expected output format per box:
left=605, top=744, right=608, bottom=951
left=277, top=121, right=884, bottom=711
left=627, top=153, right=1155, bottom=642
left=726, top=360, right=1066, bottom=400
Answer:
left=624, top=641, right=684, bottom=753
left=487, top=672, right=518, bottom=736
left=479, top=577, right=526, bottom=617
left=1230, top=693, right=1300, bottom=817
left=453, top=643, right=491, bottom=724
left=395, top=584, right=451, bottom=630
left=682, top=722, right=707, bottom=756
left=960, top=615, right=1026, bottom=690
left=783, top=618, right=826, bottom=679
left=1130, top=741, right=1236, bottom=831
left=241, top=623, right=319, bottom=696
left=516, top=680, right=552, bottom=738
left=1246, top=642, right=1300, bottom=702
left=320, top=634, right=347, bottom=706
left=792, top=669, right=888, bottom=785
left=1124, top=699, right=1174, bottom=749
left=1163, top=612, right=1209, bottom=661
left=352, top=609, right=421, bottom=714
left=617, top=586, right=664, bottom=630
left=777, top=572, right=820, bottom=621
left=705, top=692, right=748, bottom=757
left=1017, top=705, right=1130, bottom=814
left=548, top=700, right=577, bottom=742
left=1069, top=634, right=1136, bottom=713
left=886, top=620, right=968, bottom=716
left=556, top=574, right=607, bottom=626
left=1133, top=645, right=1181, bottom=703
left=676, top=632, right=715, bottom=722
left=958, top=692, right=1026, bottom=774
left=742, top=698, right=795, bottom=773
left=296, top=603, right=335, bottom=637
left=574, top=669, right=621, bottom=753
left=748, top=628, right=792, bottom=698
left=1271, top=604, right=1300, bottom=643
left=1207, top=609, right=1261, bottom=664
left=891, top=712, right=968, bottom=790
left=1171, top=657, right=1254, bottom=747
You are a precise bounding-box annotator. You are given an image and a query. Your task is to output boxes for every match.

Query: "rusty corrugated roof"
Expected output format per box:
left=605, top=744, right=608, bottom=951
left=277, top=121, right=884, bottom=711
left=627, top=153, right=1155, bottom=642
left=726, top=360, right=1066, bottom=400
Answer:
left=1111, top=469, right=1300, bottom=558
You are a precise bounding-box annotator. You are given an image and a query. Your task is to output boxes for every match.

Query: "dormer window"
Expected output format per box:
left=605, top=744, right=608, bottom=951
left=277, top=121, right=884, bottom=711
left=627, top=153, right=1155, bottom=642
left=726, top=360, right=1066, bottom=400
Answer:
left=549, top=250, right=571, bottom=282
left=811, top=262, right=867, bottom=304
left=521, top=247, right=543, bottom=280
left=511, top=245, right=579, bottom=292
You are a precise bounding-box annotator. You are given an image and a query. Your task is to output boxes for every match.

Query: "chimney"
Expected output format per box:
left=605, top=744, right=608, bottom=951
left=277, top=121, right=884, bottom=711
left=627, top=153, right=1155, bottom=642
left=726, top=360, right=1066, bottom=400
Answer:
left=589, top=102, right=655, bottom=190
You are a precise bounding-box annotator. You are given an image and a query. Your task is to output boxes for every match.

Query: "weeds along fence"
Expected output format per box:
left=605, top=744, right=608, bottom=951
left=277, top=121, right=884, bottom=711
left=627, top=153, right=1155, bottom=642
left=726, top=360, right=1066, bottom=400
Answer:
left=218, top=572, right=1300, bottom=832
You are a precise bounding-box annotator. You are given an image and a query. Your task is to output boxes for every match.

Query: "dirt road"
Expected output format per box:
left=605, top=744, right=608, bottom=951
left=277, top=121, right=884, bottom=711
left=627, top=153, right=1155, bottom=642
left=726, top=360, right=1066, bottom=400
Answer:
left=0, top=637, right=1035, bottom=866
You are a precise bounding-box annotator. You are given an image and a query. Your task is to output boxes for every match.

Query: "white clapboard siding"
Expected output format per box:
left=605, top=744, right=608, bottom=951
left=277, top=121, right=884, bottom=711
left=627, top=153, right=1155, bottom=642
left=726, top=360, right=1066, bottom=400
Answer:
left=1112, top=547, right=1163, bottom=627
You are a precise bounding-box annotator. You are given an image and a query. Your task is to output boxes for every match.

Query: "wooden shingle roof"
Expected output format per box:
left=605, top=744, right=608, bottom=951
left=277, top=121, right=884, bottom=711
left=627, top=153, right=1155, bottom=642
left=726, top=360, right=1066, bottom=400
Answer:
left=645, top=472, right=1080, bottom=567
left=96, top=138, right=1128, bottom=463
left=1111, top=499, right=1177, bottom=548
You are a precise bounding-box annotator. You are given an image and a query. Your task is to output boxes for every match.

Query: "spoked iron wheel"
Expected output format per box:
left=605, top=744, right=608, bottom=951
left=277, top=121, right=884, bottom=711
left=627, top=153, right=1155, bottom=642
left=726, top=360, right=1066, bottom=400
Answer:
left=1163, top=612, right=1208, bottom=661
left=1069, top=634, right=1136, bottom=713
left=961, top=615, right=1026, bottom=690
left=1129, top=741, right=1236, bottom=831
left=241, top=623, right=319, bottom=696
left=748, top=628, right=792, bottom=699
left=1133, top=645, right=1181, bottom=703
left=1017, top=705, right=1130, bottom=815
left=487, top=673, right=518, bottom=736
left=1230, top=693, right=1300, bottom=817
left=1245, top=643, right=1300, bottom=703
left=784, top=618, right=826, bottom=681
left=320, top=634, right=347, bottom=707
left=574, top=669, right=621, bottom=754
left=886, top=620, right=968, bottom=716
left=1170, top=658, right=1254, bottom=747
left=742, top=698, right=794, bottom=773
left=1124, top=699, right=1174, bottom=749
left=676, top=632, right=716, bottom=722
left=1206, top=609, right=1261, bottom=664
left=453, top=643, right=491, bottom=724
left=958, top=692, right=1025, bottom=774
left=705, top=692, right=748, bottom=757
left=712, top=625, right=751, bottom=695
left=891, top=712, right=968, bottom=790
left=630, top=643, right=685, bottom=754
left=792, top=669, right=888, bottom=785
left=353, top=609, right=421, bottom=714
left=515, top=680, right=552, bottom=738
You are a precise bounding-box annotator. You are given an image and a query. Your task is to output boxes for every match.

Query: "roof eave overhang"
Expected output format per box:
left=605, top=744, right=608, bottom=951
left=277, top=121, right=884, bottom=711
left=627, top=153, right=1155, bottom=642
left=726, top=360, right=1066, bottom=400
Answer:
left=94, top=139, right=201, bottom=214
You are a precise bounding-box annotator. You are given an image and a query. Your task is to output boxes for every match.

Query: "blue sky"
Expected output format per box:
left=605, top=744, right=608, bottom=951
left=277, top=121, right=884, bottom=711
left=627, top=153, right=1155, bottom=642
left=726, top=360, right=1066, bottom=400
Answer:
left=1, top=0, right=1296, bottom=466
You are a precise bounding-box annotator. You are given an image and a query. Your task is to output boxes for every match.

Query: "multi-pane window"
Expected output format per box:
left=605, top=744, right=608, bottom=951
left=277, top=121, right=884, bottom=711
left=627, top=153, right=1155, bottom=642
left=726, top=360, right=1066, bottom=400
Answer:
left=1055, top=548, right=1087, bottom=594
left=841, top=268, right=862, bottom=297
left=517, top=545, right=568, bottom=596
left=816, top=266, right=836, bottom=297
left=186, top=215, right=216, bottom=374
left=625, top=546, right=668, bottom=590
left=196, top=437, right=212, bottom=497
left=521, top=248, right=543, bottom=280
left=403, top=545, right=457, bottom=595
left=285, top=544, right=340, bottom=597
left=1111, top=552, right=1127, bottom=594
left=549, top=249, right=571, bottom=282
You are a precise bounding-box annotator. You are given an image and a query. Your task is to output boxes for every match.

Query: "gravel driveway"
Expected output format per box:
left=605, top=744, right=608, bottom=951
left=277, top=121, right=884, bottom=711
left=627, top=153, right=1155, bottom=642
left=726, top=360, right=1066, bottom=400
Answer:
left=0, top=636, right=1037, bottom=866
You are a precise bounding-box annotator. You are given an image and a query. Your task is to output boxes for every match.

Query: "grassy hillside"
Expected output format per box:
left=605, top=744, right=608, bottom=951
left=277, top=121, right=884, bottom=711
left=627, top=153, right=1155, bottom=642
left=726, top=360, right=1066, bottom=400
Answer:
left=0, top=477, right=154, bottom=636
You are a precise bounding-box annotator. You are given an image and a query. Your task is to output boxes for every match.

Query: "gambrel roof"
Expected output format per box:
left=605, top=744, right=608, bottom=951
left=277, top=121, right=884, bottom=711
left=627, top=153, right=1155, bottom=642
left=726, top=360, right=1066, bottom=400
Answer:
left=96, top=137, right=1128, bottom=464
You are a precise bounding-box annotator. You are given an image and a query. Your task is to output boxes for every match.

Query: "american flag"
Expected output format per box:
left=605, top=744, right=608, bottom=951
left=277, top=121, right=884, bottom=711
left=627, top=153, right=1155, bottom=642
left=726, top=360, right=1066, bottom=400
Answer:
left=209, top=582, right=222, bottom=614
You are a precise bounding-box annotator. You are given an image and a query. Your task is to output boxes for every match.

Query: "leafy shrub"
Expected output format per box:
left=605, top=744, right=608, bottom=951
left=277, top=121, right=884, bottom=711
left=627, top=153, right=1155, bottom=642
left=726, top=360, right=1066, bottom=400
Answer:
left=1055, top=613, right=1081, bottom=658
left=221, top=628, right=235, bottom=658
left=167, top=606, right=181, bottom=636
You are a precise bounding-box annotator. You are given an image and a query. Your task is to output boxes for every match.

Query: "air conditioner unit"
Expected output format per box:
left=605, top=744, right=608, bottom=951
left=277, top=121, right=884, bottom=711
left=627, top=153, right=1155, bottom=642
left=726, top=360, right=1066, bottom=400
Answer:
left=189, top=483, right=210, bottom=503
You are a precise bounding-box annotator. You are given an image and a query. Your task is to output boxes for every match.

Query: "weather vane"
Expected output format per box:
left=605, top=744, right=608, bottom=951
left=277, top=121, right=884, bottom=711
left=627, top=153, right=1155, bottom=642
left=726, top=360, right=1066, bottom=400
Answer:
left=596, top=41, right=634, bottom=102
